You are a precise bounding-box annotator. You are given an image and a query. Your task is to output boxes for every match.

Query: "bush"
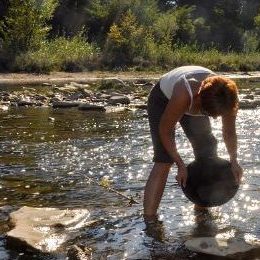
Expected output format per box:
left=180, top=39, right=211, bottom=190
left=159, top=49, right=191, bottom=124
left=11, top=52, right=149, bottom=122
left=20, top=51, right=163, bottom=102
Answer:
left=15, top=36, right=100, bottom=73
left=103, top=10, right=145, bottom=67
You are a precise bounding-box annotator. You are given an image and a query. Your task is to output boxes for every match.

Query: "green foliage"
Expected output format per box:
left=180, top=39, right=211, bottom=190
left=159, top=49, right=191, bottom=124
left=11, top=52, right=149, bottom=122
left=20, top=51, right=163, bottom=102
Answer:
left=1, top=0, right=260, bottom=72
left=174, top=6, right=196, bottom=43
left=0, top=0, right=58, bottom=55
left=15, top=35, right=99, bottom=73
left=153, top=11, right=178, bottom=43
left=104, top=10, right=146, bottom=67
left=85, top=0, right=158, bottom=45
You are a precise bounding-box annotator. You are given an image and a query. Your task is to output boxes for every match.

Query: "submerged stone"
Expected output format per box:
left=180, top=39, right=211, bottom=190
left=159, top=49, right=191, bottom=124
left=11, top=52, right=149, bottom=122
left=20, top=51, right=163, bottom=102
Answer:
left=67, top=245, right=92, bottom=260
left=239, top=100, right=258, bottom=109
left=7, top=206, right=90, bottom=252
left=185, top=236, right=260, bottom=256
left=52, top=101, right=82, bottom=108
left=17, top=100, right=38, bottom=107
left=108, top=95, right=130, bottom=105
left=78, top=103, right=106, bottom=111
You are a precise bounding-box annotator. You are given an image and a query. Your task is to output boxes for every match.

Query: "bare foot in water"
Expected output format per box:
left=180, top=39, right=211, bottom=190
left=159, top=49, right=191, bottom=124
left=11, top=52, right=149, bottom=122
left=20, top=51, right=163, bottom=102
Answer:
left=143, top=214, right=165, bottom=241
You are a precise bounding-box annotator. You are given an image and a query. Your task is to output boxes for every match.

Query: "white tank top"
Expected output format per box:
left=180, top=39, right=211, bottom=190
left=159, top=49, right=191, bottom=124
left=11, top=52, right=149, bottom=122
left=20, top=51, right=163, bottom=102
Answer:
left=160, top=66, right=215, bottom=113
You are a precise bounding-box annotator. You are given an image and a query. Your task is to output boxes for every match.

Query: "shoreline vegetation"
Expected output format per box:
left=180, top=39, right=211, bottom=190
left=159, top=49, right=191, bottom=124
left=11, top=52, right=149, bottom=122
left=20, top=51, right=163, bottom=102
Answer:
left=1, top=1, right=260, bottom=74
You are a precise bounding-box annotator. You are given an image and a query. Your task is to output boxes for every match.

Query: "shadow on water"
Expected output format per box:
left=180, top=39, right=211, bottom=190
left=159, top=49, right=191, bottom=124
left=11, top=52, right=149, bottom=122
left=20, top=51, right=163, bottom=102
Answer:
left=0, top=101, right=259, bottom=259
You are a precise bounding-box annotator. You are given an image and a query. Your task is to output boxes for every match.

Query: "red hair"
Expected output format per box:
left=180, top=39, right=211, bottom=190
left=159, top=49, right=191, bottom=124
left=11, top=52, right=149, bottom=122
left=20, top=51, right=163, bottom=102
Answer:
left=200, top=76, right=239, bottom=117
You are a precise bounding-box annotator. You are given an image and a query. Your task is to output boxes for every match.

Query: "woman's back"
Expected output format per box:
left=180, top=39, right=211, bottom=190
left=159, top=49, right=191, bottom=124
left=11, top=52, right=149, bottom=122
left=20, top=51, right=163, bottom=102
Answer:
left=160, top=65, right=214, bottom=99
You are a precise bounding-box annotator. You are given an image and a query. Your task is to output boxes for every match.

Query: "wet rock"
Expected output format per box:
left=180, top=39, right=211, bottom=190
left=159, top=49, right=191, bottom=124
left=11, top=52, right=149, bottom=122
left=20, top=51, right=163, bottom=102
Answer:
left=34, top=94, right=48, bottom=102
left=244, top=94, right=254, bottom=100
left=66, top=92, right=86, bottom=101
left=0, top=92, right=11, bottom=102
left=48, top=117, right=55, bottom=122
left=0, top=205, right=14, bottom=222
left=239, top=88, right=252, bottom=94
left=17, top=100, right=38, bottom=107
left=239, top=100, right=258, bottom=109
left=67, top=245, right=92, bottom=260
left=108, top=95, right=130, bottom=105
left=0, top=104, right=9, bottom=111
left=52, top=101, right=82, bottom=108
left=254, top=89, right=260, bottom=95
left=185, top=236, right=260, bottom=256
left=134, top=80, right=154, bottom=88
left=105, top=106, right=127, bottom=113
left=252, top=99, right=260, bottom=106
left=99, top=93, right=111, bottom=99
left=131, top=103, right=147, bottom=109
left=7, top=206, right=90, bottom=252
left=79, top=89, right=94, bottom=98
left=78, top=103, right=106, bottom=111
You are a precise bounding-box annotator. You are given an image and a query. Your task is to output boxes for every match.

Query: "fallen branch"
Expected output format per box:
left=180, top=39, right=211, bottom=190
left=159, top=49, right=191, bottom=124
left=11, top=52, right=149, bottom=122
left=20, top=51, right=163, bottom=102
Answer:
left=85, top=176, right=140, bottom=205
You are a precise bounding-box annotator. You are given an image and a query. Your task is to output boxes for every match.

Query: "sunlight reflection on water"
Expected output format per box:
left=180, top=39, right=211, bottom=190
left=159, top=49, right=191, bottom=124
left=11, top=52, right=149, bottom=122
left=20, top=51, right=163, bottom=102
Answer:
left=0, top=105, right=259, bottom=259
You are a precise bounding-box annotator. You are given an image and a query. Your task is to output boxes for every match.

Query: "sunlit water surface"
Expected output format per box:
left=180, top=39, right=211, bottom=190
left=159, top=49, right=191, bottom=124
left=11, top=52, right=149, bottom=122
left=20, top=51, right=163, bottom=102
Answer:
left=0, top=100, right=259, bottom=259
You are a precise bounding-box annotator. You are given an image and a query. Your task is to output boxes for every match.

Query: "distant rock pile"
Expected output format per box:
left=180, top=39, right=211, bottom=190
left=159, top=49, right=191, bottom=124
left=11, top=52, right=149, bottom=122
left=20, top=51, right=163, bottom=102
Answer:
left=238, top=87, right=260, bottom=109
left=0, top=79, right=260, bottom=112
left=0, top=79, right=153, bottom=112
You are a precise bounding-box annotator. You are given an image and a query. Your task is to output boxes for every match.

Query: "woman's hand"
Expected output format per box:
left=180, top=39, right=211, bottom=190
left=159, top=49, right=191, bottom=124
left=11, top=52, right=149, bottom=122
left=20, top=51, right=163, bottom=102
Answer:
left=175, top=164, right=188, bottom=188
left=230, top=159, right=243, bottom=184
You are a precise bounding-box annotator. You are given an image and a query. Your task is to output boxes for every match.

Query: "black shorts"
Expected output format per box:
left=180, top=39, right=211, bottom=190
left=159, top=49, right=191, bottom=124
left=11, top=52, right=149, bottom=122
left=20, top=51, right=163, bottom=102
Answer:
left=147, top=82, right=218, bottom=163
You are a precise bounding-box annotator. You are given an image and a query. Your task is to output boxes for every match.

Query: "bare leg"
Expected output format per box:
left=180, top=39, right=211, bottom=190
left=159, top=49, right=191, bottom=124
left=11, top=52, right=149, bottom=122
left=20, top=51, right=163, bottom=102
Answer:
left=194, top=204, right=209, bottom=212
left=143, top=162, right=172, bottom=220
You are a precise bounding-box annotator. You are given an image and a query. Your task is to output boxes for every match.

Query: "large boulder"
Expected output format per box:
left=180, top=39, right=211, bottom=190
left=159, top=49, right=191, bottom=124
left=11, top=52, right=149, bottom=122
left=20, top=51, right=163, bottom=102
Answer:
left=7, top=206, right=90, bottom=252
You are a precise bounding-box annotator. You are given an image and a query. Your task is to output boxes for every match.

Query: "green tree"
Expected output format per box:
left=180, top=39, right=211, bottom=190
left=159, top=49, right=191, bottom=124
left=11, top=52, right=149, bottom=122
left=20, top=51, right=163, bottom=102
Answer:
left=85, top=0, right=158, bottom=45
left=104, top=10, right=145, bottom=66
left=153, top=6, right=195, bottom=45
left=0, top=0, right=58, bottom=56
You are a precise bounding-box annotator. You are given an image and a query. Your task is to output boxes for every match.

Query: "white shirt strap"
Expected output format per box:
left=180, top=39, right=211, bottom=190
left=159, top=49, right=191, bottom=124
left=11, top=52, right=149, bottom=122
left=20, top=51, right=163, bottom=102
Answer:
left=181, top=75, right=193, bottom=111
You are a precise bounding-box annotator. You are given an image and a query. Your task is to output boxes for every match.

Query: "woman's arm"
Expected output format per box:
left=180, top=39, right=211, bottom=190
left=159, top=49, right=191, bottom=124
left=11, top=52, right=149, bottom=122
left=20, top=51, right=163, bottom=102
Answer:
left=222, top=113, right=243, bottom=183
left=159, top=79, right=190, bottom=186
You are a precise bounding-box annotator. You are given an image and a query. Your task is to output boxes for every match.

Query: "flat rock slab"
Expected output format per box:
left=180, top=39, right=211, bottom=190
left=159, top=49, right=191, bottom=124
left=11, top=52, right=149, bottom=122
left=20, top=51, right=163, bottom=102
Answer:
left=185, top=236, right=260, bottom=256
left=52, top=101, right=82, bottom=108
left=7, top=206, right=90, bottom=252
left=78, top=103, right=106, bottom=111
left=108, top=95, right=130, bottom=105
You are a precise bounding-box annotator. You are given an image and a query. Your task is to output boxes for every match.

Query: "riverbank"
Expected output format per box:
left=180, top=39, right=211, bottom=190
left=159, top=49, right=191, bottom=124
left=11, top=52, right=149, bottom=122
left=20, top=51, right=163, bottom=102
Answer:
left=0, top=70, right=260, bottom=112
left=1, top=70, right=260, bottom=86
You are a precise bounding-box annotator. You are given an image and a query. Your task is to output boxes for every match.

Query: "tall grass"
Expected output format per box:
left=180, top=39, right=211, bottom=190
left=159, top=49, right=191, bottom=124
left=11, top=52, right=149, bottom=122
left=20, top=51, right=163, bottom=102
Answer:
left=161, top=46, right=260, bottom=71
left=13, top=39, right=260, bottom=73
left=15, top=35, right=100, bottom=73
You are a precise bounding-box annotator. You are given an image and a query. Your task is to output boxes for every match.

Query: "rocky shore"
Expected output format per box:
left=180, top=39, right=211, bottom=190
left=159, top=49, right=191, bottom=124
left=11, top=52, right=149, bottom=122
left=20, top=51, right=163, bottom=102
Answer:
left=0, top=72, right=260, bottom=112
left=0, top=78, right=153, bottom=112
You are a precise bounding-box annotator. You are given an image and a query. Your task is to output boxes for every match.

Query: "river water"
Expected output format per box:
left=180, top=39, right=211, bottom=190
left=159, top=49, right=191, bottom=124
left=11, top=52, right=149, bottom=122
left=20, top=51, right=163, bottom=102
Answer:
left=0, top=87, right=259, bottom=259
